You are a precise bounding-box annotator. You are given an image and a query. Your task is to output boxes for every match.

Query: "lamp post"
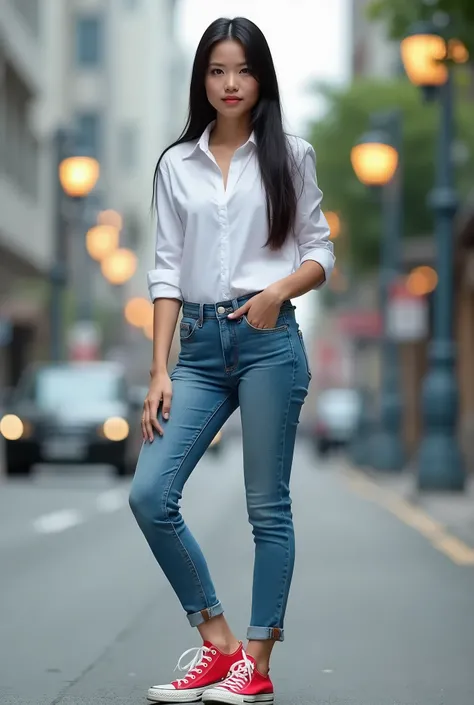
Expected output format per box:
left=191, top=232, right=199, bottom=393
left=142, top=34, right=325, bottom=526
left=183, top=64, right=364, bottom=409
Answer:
left=351, top=111, right=405, bottom=471
left=50, top=129, right=99, bottom=361
left=401, top=22, right=465, bottom=489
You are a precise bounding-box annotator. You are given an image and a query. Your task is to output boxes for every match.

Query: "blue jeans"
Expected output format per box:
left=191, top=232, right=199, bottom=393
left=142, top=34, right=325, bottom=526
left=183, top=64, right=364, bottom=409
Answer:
left=129, top=293, right=311, bottom=642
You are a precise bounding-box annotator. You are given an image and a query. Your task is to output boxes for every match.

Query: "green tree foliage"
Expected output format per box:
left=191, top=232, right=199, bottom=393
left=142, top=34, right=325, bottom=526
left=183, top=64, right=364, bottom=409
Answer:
left=367, top=0, right=474, bottom=54
left=307, top=78, right=474, bottom=271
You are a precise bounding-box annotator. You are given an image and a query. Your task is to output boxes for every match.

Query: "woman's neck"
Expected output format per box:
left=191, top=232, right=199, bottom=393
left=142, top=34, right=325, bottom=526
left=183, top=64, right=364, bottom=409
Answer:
left=210, top=117, right=252, bottom=149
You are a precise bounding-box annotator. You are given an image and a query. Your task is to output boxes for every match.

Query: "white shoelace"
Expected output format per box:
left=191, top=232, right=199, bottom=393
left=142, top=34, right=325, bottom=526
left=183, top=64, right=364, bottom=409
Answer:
left=173, top=645, right=215, bottom=686
left=221, top=652, right=254, bottom=691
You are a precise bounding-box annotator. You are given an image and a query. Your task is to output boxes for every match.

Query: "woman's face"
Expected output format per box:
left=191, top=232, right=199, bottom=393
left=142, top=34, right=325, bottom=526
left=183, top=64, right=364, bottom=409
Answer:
left=205, top=40, right=259, bottom=119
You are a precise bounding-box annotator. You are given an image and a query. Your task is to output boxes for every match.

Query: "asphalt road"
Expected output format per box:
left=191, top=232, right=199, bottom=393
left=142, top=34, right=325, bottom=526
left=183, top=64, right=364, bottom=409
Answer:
left=1, top=438, right=473, bottom=705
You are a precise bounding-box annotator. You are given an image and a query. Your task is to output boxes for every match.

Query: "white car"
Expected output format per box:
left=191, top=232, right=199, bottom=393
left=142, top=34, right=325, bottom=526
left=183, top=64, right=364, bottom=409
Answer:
left=314, top=388, right=361, bottom=455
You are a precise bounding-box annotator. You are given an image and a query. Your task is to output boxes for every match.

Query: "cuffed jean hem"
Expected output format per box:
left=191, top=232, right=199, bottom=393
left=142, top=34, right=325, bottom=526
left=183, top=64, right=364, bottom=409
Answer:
left=247, top=626, right=285, bottom=642
left=187, top=601, right=224, bottom=627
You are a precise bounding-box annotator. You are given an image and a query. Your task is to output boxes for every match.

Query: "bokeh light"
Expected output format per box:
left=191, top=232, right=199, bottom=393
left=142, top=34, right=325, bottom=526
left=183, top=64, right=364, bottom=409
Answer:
left=124, top=297, right=153, bottom=328
left=448, top=39, right=469, bottom=64
left=326, top=211, right=341, bottom=239
left=98, top=209, right=123, bottom=231
left=0, top=414, right=24, bottom=440
left=86, top=225, right=119, bottom=261
left=351, top=142, right=399, bottom=187
left=406, top=266, right=438, bottom=296
left=401, top=32, right=448, bottom=87
left=101, top=248, right=137, bottom=285
left=102, top=417, right=129, bottom=441
left=59, top=156, right=100, bottom=197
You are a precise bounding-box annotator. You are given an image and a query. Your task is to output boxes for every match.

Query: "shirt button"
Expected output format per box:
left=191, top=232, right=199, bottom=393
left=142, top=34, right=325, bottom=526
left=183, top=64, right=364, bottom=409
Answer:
left=217, top=306, right=226, bottom=314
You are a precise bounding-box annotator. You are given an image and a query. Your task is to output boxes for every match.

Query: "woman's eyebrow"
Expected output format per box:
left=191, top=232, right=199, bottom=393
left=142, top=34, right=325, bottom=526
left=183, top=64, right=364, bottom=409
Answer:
left=209, top=61, right=247, bottom=67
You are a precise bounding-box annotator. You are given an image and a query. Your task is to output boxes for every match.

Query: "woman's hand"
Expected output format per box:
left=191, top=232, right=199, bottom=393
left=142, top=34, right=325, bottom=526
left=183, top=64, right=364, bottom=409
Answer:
left=142, top=371, right=173, bottom=442
left=227, top=285, right=283, bottom=329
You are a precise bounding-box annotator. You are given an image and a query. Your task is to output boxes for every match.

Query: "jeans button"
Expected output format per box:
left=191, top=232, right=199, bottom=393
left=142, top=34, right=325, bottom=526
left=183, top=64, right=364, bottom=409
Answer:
left=217, top=306, right=226, bottom=314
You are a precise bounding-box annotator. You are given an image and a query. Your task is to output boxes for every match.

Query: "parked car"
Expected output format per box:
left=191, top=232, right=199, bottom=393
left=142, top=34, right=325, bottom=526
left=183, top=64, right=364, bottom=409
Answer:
left=313, top=387, right=361, bottom=456
left=0, top=361, right=142, bottom=477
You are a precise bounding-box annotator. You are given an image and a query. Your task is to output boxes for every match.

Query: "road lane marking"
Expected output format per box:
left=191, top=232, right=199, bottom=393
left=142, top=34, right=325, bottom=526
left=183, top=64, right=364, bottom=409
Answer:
left=33, top=509, right=84, bottom=534
left=32, top=489, right=128, bottom=536
left=341, top=466, right=474, bottom=566
left=96, top=489, right=128, bottom=513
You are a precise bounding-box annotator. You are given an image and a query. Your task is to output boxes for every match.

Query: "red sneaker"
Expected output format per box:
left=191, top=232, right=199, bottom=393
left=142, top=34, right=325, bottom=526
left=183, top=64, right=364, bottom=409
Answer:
left=147, top=642, right=244, bottom=703
left=202, top=653, right=274, bottom=704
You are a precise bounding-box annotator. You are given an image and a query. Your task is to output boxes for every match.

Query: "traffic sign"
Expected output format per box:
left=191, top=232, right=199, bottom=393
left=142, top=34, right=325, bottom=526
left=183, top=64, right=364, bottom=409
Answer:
left=387, top=278, right=429, bottom=342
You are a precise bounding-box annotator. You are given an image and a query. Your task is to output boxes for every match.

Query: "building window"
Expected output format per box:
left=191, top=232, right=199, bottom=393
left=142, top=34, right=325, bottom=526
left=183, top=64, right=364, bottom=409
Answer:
left=76, top=113, right=101, bottom=160
left=119, top=125, right=137, bottom=171
left=76, top=16, right=102, bottom=67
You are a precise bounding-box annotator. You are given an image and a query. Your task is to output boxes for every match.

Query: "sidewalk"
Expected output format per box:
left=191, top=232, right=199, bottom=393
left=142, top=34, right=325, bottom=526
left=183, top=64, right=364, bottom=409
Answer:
left=344, top=459, right=474, bottom=550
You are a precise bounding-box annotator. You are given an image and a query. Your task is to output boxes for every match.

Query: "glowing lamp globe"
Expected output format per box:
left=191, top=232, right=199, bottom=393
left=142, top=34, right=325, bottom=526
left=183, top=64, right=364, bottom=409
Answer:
left=59, top=156, right=100, bottom=197
left=101, top=248, right=137, bottom=285
left=401, top=23, right=448, bottom=88
left=351, top=132, right=399, bottom=187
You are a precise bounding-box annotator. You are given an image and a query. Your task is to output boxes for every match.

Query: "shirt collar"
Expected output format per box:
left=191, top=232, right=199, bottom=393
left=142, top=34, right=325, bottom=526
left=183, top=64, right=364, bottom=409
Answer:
left=182, top=121, right=257, bottom=160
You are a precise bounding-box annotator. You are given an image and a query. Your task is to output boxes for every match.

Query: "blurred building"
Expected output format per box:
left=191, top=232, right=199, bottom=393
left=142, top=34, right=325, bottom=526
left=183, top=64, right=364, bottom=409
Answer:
left=0, top=0, right=187, bottom=388
left=40, top=0, right=187, bottom=345
left=351, top=0, right=400, bottom=79
left=0, top=0, right=55, bottom=389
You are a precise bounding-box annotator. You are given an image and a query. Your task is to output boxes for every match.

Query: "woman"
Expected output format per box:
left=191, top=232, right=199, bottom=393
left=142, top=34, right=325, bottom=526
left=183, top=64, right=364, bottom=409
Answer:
left=129, top=16, right=334, bottom=705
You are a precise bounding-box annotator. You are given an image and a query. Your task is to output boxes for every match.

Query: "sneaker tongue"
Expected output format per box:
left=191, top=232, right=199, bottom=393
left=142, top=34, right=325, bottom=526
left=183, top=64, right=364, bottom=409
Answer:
left=202, top=640, right=214, bottom=648
left=245, top=654, right=257, bottom=665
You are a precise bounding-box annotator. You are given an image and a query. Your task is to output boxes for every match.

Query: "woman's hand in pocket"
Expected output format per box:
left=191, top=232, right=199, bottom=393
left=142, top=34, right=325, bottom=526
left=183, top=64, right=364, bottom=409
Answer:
left=227, top=286, right=282, bottom=329
left=142, top=372, right=173, bottom=442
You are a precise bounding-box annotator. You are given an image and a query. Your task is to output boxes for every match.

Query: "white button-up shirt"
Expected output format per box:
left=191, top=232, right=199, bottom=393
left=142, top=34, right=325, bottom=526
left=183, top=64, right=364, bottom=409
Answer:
left=147, top=122, right=334, bottom=304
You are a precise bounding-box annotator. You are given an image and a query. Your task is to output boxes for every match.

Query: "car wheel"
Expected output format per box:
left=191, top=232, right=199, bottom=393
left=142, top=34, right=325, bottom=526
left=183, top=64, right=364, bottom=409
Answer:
left=6, top=462, right=33, bottom=477
left=114, top=462, right=134, bottom=478
left=316, top=440, right=330, bottom=456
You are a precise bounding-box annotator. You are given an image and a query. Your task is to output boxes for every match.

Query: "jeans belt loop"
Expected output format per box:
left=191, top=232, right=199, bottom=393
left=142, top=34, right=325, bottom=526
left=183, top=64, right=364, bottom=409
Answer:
left=198, top=303, right=204, bottom=327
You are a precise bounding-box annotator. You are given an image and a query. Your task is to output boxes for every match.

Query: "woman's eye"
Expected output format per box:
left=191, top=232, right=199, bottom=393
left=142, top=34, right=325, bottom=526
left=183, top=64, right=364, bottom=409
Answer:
left=210, top=68, right=223, bottom=75
left=241, top=67, right=251, bottom=74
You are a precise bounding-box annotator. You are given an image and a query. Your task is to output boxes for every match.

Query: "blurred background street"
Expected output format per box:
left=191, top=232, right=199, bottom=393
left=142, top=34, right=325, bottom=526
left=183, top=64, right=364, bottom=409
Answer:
left=1, top=0, right=474, bottom=703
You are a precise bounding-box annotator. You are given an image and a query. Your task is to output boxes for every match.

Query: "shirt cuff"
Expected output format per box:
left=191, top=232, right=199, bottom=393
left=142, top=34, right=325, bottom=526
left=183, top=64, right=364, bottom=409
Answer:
left=147, top=269, right=183, bottom=302
left=300, top=249, right=335, bottom=289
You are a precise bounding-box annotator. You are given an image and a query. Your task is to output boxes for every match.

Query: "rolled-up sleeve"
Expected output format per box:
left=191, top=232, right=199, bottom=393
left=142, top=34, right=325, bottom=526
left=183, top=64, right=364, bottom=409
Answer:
left=295, top=145, right=335, bottom=287
left=147, top=159, right=184, bottom=302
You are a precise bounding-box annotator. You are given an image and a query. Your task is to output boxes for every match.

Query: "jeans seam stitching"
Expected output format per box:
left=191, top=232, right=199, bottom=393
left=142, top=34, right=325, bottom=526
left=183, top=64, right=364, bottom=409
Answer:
left=297, top=329, right=312, bottom=379
left=161, top=391, right=235, bottom=610
left=274, top=317, right=296, bottom=627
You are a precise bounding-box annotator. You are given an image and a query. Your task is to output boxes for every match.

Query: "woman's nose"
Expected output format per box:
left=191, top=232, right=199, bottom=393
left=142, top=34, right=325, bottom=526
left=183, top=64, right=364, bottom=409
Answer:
left=225, top=74, right=239, bottom=91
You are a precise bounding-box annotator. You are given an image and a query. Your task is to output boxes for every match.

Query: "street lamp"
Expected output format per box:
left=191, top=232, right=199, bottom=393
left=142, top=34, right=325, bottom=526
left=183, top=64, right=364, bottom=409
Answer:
left=101, top=248, right=137, bottom=285
left=351, top=135, right=399, bottom=187
left=401, top=22, right=465, bottom=490
left=50, top=130, right=100, bottom=362
left=59, top=156, right=99, bottom=198
left=351, top=112, right=405, bottom=472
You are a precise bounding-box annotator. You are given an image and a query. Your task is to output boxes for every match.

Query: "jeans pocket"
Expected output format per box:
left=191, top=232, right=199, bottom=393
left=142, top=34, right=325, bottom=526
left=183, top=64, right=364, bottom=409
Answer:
left=179, top=319, right=198, bottom=341
left=242, top=315, right=288, bottom=333
left=297, top=329, right=312, bottom=379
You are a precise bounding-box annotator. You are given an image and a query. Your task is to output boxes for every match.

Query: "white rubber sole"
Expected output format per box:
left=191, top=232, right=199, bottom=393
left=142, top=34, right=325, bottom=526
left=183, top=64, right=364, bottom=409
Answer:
left=147, top=684, right=208, bottom=702
left=202, top=688, right=274, bottom=705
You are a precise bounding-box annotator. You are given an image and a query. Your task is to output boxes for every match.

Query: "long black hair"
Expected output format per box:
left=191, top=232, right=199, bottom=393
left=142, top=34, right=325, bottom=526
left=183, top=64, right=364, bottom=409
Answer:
left=152, top=17, right=298, bottom=250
